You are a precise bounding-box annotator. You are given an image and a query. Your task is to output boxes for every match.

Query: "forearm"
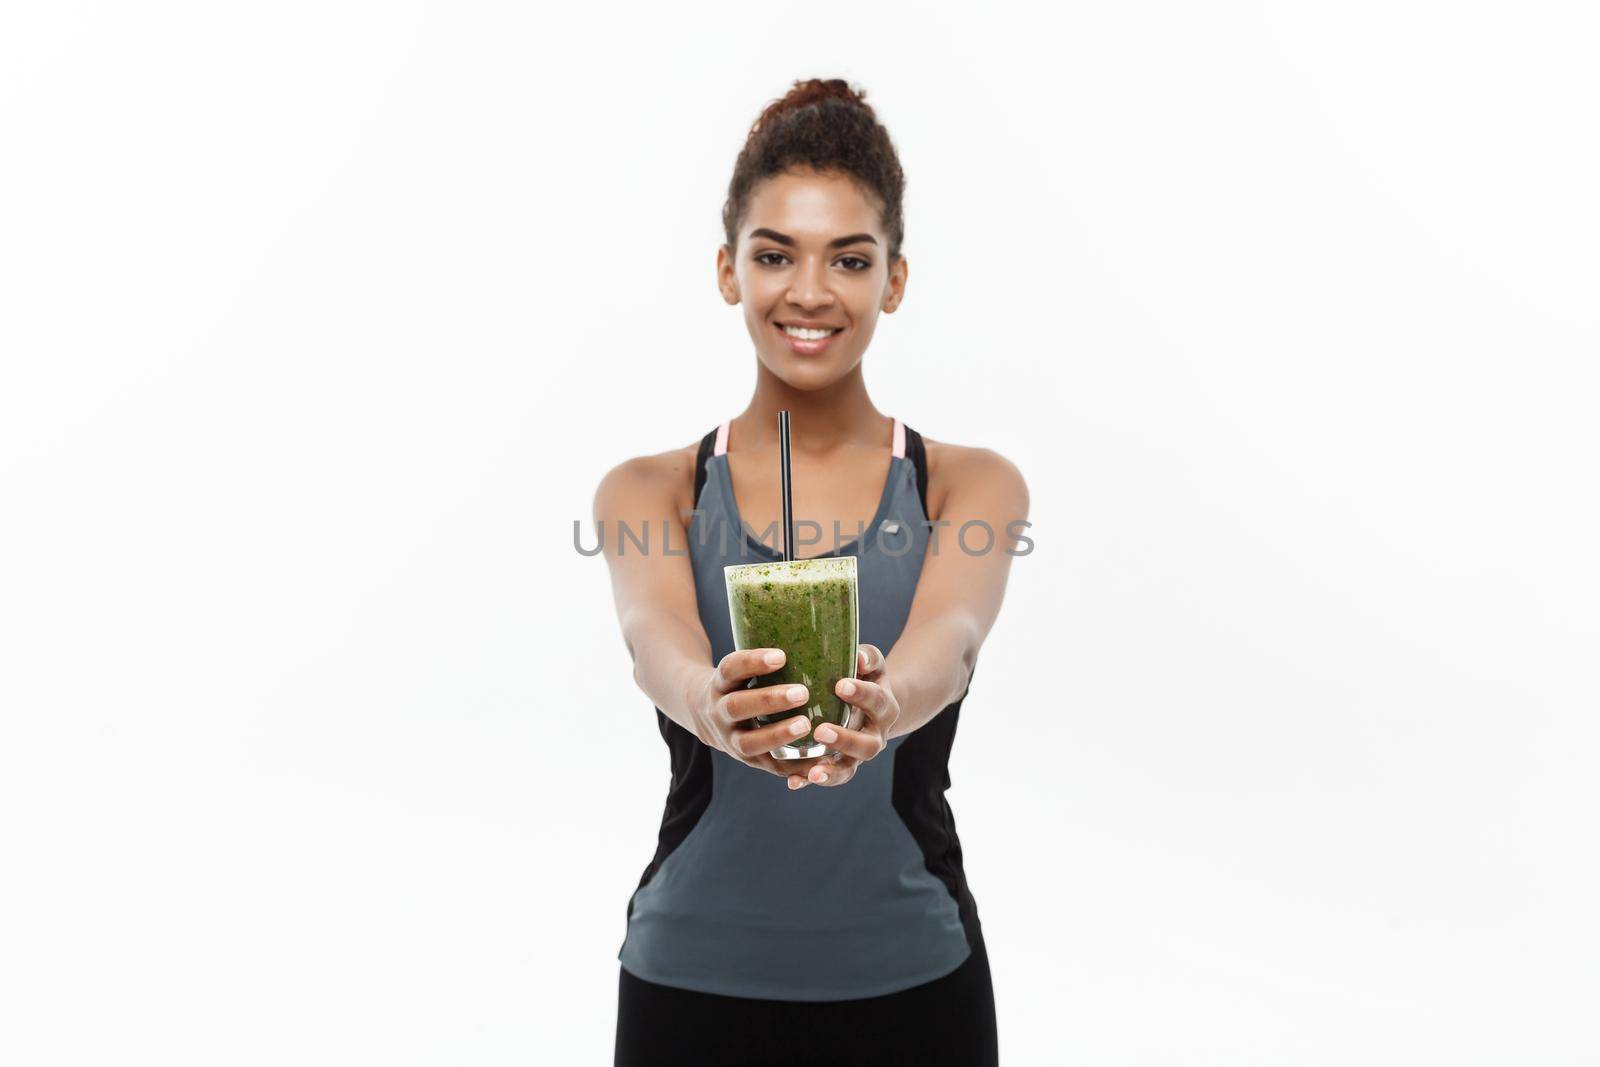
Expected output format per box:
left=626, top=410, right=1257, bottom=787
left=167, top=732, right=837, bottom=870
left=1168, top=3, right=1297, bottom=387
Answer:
left=623, top=605, right=715, bottom=741
left=882, top=615, right=978, bottom=740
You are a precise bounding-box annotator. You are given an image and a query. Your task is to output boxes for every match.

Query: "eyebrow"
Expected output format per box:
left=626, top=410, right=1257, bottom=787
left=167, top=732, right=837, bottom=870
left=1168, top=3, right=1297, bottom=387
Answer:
left=749, top=227, right=878, bottom=249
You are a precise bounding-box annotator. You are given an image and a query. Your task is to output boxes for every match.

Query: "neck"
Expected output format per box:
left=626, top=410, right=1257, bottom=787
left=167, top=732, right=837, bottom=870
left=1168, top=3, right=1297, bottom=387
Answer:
left=736, top=362, right=889, bottom=453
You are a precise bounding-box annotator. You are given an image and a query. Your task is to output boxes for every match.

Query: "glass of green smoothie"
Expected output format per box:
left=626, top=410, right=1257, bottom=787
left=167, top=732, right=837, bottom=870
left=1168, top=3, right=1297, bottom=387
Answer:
left=724, top=555, right=859, bottom=759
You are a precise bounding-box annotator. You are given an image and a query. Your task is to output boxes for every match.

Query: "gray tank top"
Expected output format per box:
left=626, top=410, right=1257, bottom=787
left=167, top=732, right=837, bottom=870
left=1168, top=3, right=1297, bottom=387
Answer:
left=617, top=416, right=982, bottom=1001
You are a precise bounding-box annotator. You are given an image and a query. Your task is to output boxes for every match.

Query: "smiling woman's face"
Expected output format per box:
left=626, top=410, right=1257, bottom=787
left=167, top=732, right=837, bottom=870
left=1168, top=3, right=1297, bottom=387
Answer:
left=717, top=167, right=907, bottom=389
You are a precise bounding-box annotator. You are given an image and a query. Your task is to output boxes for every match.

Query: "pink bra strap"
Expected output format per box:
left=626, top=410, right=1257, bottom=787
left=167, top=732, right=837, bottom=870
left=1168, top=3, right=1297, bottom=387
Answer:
left=891, top=416, right=906, bottom=458
left=713, top=420, right=730, bottom=456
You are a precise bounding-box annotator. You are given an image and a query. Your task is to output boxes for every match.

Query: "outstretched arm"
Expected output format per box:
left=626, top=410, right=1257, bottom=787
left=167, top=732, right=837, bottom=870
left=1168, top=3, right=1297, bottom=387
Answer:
left=797, top=446, right=1029, bottom=789
left=594, top=451, right=842, bottom=783
left=592, top=453, right=712, bottom=741
left=884, top=446, right=1030, bottom=739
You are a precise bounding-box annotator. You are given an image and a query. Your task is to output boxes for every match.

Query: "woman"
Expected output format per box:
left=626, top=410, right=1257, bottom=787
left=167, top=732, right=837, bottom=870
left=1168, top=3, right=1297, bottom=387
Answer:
left=595, top=78, right=1028, bottom=1066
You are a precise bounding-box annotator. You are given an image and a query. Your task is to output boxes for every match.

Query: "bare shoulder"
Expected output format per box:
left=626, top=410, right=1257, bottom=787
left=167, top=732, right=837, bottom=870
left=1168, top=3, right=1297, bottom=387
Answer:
left=921, top=435, right=1030, bottom=522
left=592, top=438, right=703, bottom=524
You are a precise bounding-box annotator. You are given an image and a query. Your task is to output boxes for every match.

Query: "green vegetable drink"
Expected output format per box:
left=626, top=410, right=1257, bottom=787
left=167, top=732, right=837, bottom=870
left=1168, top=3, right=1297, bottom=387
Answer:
left=724, top=555, right=859, bottom=760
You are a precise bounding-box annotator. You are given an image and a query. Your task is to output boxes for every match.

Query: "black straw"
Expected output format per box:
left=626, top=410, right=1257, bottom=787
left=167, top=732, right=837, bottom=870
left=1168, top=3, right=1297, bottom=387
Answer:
left=778, top=410, right=794, bottom=562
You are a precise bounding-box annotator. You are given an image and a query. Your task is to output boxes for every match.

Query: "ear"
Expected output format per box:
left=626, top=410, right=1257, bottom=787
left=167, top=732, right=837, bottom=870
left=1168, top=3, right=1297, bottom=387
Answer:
left=882, top=254, right=908, bottom=313
left=716, top=244, right=740, bottom=305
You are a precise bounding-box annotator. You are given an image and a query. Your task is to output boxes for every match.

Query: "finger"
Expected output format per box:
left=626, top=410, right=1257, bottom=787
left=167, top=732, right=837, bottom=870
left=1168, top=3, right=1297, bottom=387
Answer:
left=724, top=682, right=810, bottom=724
left=855, top=643, right=885, bottom=677
left=734, top=741, right=831, bottom=777
left=806, top=752, right=861, bottom=787
left=744, top=751, right=828, bottom=782
left=835, top=676, right=891, bottom=723
left=730, top=712, right=816, bottom=760
left=713, top=647, right=787, bottom=692
left=811, top=719, right=886, bottom=762
left=779, top=746, right=838, bottom=789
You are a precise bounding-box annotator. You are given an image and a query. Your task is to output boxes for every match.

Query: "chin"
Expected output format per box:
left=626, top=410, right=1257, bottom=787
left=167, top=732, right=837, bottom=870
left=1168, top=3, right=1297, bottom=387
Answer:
left=761, top=354, right=848, bottom=388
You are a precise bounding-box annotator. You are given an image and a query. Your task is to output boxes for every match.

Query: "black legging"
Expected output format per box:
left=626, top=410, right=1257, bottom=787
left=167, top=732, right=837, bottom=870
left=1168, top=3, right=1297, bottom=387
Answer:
left=614, top=934, right=999, bottom=1066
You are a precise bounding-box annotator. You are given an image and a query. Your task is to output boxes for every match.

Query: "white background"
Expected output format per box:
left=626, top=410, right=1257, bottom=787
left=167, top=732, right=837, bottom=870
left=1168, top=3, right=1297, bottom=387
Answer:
left=3, top=1, right=1596, bottom=1063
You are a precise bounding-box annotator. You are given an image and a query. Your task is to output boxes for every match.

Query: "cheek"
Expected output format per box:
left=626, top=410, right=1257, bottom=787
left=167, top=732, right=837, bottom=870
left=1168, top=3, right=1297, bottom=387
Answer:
left=755, top=275, right=795, bottom=304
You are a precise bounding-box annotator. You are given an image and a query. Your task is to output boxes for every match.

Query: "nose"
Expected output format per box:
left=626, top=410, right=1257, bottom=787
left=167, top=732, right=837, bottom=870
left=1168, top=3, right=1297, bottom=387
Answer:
left=786, top=257, right=835, bottom=312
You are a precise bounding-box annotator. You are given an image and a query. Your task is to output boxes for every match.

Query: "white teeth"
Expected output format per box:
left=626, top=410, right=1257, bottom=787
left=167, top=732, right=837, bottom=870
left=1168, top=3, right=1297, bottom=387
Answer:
left=782, top=325, right=840, bottom=341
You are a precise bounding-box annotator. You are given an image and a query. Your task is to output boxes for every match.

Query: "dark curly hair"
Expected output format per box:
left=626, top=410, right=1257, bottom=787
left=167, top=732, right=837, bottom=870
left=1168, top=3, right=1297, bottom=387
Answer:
left=722, top=78, right=907, bottom=264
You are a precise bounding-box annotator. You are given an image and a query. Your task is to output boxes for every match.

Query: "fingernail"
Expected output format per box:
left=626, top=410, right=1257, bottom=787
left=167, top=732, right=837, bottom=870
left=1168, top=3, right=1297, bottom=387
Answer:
left=838, top=679, right=855, bottom=697
left=813, top=769, right=829, bottom=784
left=764, top=649, right=785, bottom=667
left=786, top=685, right=807, bottom=704
left=789, top=717, right=808, bottom=735
left=815, top=725, right=837, bottom=743
left=788, top=777, right=803, bottom=790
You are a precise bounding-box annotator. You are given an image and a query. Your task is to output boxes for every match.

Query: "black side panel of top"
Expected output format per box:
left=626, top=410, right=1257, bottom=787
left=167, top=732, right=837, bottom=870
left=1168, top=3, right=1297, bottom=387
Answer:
left=691, top=427, right=717, bottom=517
left=889, top=660, right=983, bottom=949
left=626, top=429, right=719, bottom=922
left=891, top=425, right=980, bottom=941
left=627, top=711, right=713, bottom=921
left=903, top=424, right=930, bottom=519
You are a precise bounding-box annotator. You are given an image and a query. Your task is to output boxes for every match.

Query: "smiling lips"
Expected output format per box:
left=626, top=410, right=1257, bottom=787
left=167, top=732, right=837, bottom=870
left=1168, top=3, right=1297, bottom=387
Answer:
left=776, top=321, right=844, bottom=355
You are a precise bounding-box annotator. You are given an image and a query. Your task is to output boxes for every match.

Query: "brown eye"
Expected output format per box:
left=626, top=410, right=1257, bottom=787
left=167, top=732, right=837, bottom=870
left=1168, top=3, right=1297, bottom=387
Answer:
left=840, top=256, right=871, bottom=271
left=755, top=252, right=787, bottom=267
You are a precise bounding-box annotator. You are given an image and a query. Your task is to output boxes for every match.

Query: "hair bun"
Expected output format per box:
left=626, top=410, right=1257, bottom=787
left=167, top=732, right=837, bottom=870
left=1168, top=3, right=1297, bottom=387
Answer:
left=757, top=78, right=874, bottom=131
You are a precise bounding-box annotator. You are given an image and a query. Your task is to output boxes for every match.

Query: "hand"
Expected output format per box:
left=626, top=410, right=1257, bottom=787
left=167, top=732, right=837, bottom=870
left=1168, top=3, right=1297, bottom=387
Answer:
left=690, top=648, right=833, bottom=782
left=787, top=643, right=898, bottom=791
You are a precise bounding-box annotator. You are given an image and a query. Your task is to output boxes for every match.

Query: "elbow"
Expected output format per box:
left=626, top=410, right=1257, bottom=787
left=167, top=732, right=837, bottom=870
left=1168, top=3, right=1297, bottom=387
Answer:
left=622, top=631, right=646, bottom=691
left=958, top=644, right=979, bottom=698
left=953, top=618, right=981, bottom=697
